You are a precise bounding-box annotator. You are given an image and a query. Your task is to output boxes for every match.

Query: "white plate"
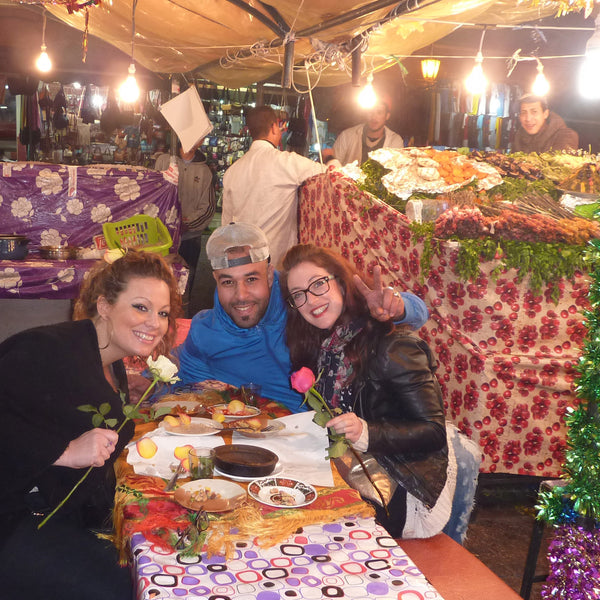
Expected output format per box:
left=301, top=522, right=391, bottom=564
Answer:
left=235, top=420, right=286, bottom=438
left=209, top=403, right=261, bottom=422
left=214, top=462, right=283, bottom=482
left=174, top=479, right=246, bottom=512
left=160, top=417, right=223, bottom=437
left=248, top=477, right=317, bottom=508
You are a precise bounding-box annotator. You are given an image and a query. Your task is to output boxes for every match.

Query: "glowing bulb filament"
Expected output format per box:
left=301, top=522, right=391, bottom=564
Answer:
left=358, top=74, right=377, bottom=109
left=532, top=62, right=549, bottom=97
left=119, top=63, right=140, bottom=104
left=36, top=44, right=52, bottom=72
left=465, top=52, right=487, bottom=95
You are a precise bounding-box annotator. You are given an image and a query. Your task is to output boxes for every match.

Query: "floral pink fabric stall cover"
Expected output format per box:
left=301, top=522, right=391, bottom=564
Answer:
left=299, top=171, right=588, bottom=477
left=0, top=162, right=183, bottom=299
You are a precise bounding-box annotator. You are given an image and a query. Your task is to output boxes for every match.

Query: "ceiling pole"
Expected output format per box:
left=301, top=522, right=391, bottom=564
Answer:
left=223, top=0, right=288, bottom=37
left=282, top=37, right=295, bottom=89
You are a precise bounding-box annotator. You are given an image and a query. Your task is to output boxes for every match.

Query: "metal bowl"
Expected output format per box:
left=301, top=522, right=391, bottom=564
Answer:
left=0, top=235, right=30, bottom=260
left=38, top=246, right=80, bottom=260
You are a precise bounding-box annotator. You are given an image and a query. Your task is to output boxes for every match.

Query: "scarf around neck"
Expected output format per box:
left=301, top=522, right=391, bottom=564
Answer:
left=317, top=319, right=365, bottom=410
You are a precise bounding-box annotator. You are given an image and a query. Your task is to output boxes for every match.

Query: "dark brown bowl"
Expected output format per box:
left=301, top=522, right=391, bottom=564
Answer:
left=213, top=444, right=278, bottom=478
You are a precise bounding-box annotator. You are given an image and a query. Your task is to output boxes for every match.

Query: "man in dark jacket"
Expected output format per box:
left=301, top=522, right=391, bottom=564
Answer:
left=513, top=94, right=579, bottom=153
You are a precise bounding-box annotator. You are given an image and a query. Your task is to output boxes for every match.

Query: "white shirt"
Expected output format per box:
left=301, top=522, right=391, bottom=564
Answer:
left=333, top=124, right=404, bottom=166
left=222, top=140, right=326, bottom=267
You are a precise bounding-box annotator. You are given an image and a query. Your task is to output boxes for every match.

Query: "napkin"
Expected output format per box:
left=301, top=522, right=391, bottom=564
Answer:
left=159, top=86, right=213, bottom=154
left=126, top=411, right=334, bottom=487
left=126, top=425, right=226, bottom=479
left=231, top=411, right=334, bottom=487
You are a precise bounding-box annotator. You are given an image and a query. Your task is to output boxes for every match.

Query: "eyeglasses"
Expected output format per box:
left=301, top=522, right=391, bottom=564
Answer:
left=286, top=274, right=336, bottom=308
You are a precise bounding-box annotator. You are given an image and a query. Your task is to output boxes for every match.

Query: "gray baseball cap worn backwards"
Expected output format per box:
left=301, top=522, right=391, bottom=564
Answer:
left=206, top=222, right=270, bottom=270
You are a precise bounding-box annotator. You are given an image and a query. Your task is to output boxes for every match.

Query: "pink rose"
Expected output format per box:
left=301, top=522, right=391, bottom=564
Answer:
left=290, top=367, right=316, bottom=394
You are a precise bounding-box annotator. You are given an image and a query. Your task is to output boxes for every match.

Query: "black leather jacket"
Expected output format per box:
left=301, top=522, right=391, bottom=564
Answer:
left=352, top=331, right=448, bottom=508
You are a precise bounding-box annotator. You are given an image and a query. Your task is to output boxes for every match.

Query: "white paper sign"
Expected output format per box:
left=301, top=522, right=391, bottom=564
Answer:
left=159, top=86, right=213, bottom=154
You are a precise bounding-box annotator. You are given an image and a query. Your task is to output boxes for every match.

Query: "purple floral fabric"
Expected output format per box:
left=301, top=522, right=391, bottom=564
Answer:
left=0, top=162, right=184, bottom=298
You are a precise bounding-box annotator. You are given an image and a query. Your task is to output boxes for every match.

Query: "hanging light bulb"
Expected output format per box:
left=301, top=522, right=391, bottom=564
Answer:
left=531, top=59, right=550, bottom=97
left=36, top=13, right=52, bottom=73
left=358, top=73, right=377, bottom=108
left=119, top=0, right=140, bottom=104
left=579, top=13, right=600, bottom=100
left=465, top=51, right=487, bottom=95
left=119, top=63, right=140, bottom=103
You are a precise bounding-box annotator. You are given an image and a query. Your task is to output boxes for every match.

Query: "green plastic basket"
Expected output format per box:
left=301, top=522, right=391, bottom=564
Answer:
left=102, top=215, right=173, bottom=256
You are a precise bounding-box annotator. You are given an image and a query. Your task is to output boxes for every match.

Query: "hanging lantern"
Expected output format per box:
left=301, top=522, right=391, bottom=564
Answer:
left=421, top=59, right=440, bottom=81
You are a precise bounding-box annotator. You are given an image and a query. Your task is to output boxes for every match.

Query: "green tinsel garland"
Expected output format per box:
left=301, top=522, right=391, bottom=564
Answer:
left=536, top=239, right=600, bottom=525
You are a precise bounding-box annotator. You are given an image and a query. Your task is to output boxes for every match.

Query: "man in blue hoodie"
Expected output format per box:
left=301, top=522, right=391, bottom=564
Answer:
left=177, top=222, right=429, bottom=412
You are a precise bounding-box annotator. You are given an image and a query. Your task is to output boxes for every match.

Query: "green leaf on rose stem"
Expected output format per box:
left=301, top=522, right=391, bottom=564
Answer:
left=122, top=405, right=138, bottom=419
left=99, top=402, right=112, bottom=416
left=312, top=409, right=330, bottom=428
left=78, top=404, right=98, bottom=413
left=327, top=438, right=349, bottom=459
left=92, top=413, right=104, bottom=428
left=104, top=418, right=118, bottom=428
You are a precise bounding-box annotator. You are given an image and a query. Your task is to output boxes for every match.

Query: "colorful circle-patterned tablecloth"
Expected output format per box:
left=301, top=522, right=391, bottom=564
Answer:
left=132, top=515, right=443, bottom=599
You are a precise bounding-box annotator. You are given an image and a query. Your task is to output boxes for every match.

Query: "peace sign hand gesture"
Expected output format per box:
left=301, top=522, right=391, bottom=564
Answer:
left=353, top=265, right=406, bottom=322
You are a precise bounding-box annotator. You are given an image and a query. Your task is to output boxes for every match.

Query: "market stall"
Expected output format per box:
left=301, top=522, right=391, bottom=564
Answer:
left=0, top=161, right=185, bottom=339
left=298, top=152, right=598, bottom=477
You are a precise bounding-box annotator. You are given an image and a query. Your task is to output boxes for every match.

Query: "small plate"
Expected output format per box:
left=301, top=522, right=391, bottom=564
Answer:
left=209, top=404, right=261, bottom=422
left=174, top=479, right=246, bottom=512
left=214, top=462, right=283, bottom=482
left=248, top=477, right=317, bottom=508
left=160, top=417, right=223, bottom=437
left=236, top=420, right=286, bottom=438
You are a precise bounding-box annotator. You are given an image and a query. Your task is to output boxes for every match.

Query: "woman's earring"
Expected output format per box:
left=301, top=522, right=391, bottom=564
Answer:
left=98, top=320, right=113, bottom=350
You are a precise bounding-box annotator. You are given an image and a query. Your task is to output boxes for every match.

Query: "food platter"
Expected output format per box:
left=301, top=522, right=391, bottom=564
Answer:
left=248, top=477, right=317, bottom=508
left=235, top=419, right=286, bottom=438
left=174, top=479, right=246, bottom=512
left=214, top=461, right=283, bottom=482
left=160, top=417, right=222, bottom=437
left=209, top=404, right=261, bottom=422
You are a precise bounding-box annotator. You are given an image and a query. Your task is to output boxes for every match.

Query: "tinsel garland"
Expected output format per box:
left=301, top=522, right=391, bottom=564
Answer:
left=541, top=524, right=600, bottom=599
left=536, top=239, right=600, bottom=597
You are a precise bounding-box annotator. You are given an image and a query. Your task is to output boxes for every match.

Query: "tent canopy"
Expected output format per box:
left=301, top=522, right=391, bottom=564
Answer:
left=35, top=0, right=590, bottom=88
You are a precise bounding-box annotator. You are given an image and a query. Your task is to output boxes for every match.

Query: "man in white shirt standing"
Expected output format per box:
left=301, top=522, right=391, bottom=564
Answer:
left=222, top=106, right=340, bottom=269
left=330, top=93, right=404, bottom=166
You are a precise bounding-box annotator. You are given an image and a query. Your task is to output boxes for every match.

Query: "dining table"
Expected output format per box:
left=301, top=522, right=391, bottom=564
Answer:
left=115, top=387, right=449, bottom=600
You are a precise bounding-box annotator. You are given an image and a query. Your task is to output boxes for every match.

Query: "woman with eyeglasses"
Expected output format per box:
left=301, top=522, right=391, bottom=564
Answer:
left=280, top=244, right=456, bottom=538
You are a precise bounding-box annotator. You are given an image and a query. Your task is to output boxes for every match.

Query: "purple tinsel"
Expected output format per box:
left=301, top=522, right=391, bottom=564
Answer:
left=541, top=523, right=600, bottom=599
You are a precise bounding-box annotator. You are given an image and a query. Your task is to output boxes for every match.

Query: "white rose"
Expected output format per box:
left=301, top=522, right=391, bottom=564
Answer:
left=147, top=355, right=179, bottom=383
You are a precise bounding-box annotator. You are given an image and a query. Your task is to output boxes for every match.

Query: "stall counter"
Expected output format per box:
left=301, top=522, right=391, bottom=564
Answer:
left=299, top=170, right=588, bottom=477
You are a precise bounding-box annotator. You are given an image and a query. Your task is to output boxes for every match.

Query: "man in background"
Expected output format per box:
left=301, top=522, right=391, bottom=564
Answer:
left=328, top=93, right=404, bottom=166
left=155, top=140, right=216, bottom=316
left=222, top=106, right=340, bottom=269
left=176, top=222, right=429, bottom=412
left=513, top=94, right=578, bottom=153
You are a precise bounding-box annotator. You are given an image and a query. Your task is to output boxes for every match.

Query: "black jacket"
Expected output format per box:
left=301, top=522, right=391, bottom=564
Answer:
left=352, top=331, right=448, bottom=508
left=0, top=320, right=134, bottom=529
